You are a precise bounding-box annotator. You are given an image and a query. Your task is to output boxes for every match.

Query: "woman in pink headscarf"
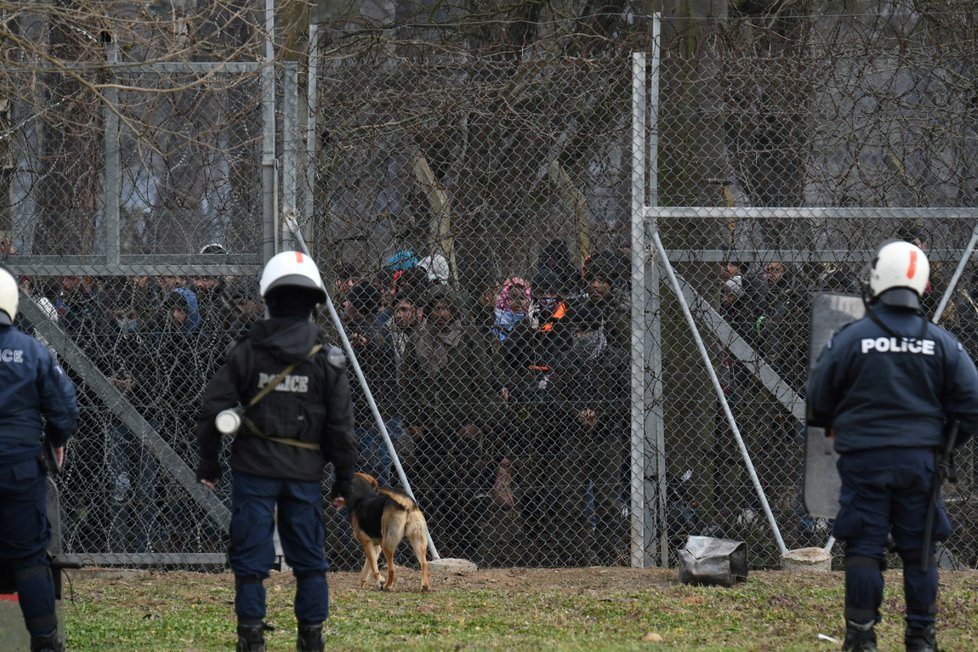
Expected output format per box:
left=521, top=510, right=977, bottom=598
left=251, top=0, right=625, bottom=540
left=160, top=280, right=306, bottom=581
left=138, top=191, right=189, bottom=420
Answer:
left=491, top=277, right=532, bottom=342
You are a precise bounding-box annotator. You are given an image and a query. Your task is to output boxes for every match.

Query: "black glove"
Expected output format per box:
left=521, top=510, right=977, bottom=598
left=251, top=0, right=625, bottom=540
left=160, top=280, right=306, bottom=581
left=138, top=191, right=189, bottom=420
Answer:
left=330, top=475, right=352, bottom=502
left=196, top=459, right=221, bottom=484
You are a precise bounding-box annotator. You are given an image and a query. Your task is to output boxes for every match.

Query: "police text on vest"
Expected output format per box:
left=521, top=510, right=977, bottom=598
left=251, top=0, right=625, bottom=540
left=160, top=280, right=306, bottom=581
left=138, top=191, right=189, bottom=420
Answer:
left=860, top=337, right=935, bottom=355
left=258, top=373, right=310, bottom=393
left=0, top=348, right=24, bottom=363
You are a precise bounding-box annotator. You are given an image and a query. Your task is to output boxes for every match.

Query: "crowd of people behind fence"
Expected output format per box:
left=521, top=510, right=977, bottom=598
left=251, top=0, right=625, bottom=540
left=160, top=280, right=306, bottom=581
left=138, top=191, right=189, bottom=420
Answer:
left=5, top=239, right=641, bottom=566
left=314, top=241, right=636, bottom=567
left=8, top=225, right=974, bottom=567
left=11, top=246, right=268, bottom=555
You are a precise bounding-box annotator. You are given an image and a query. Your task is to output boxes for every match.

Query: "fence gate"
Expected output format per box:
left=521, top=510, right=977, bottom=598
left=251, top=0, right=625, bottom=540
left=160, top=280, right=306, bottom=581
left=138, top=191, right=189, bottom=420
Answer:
left=632, top=4, right=978, bottom=570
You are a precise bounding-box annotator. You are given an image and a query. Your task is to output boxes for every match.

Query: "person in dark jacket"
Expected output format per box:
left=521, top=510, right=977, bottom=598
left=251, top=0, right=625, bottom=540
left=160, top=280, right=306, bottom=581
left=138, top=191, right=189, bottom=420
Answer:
left=194, top=244, right=239, bottom=376
left=496, top=269, right=574, bottom=565
left=581, top=250, right=631, bottom=351
left=397, top=285, right=497, bottom=562
left=341, top=281, right=397, bottom=485
left=102, top=280, right=158, bottom=553
left=556, top=302, right=630, bottom=565
left=55, top=275, right=113, bottom=549
left=712, top=274, right=759, bottom=530
left=0, top=267, right=79, bottom=652
left=221, top=277, right=265, bottom=360
left=807, top=241, right=978, bottom=652
left=142, top=287, right=210, bottom=549
left=196, top=251, right=357, bottom=652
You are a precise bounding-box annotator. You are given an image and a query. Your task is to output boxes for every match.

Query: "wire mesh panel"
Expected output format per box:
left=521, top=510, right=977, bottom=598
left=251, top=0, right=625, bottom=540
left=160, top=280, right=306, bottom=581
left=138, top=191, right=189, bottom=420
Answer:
left=304, top=5, right=978, bottom=571
left=306, top=16, right=646, bottom=568
left=116, top=71, right=265, bottom=257
left=652, top=211, right=978, bottom=570
left=641, top=3, right=978, bottom=570
left=1, top=6, right=266, bottom=567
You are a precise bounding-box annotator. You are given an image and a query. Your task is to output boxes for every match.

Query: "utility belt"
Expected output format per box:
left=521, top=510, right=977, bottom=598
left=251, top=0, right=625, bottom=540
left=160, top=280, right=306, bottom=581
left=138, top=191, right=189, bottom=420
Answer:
left=242, top=415, right=320, bottom=451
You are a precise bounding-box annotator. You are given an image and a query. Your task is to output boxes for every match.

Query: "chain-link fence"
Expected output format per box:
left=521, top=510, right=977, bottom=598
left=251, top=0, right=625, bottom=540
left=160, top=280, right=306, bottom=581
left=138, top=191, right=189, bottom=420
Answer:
left=1, top=7, right=268, bottom=566
left=308, top=7, right=978, bottom=571
left=3, top=5, right=978, bottom=571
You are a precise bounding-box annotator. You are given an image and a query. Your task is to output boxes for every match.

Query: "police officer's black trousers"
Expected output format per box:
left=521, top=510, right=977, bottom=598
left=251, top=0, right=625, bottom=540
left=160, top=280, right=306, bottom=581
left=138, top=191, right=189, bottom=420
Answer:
left=834, top=448, right=951, bottom=630
left=229, top=470, right=329, bottom=626
left=0, top=458, right=58, bottom=637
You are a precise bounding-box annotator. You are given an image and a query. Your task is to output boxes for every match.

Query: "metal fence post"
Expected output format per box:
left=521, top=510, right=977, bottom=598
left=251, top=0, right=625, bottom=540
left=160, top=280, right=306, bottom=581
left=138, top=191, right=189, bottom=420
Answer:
left=103, top=35, right=120, bottom=266
left=305, top=22, right=319, bottom=245
left=630, top=52, right=648, bottom=568
left=261, top=0, right=277, bottom=262
left=647, top=13, right=669, bottom=568
left=282, top=62, right=298, bottom=251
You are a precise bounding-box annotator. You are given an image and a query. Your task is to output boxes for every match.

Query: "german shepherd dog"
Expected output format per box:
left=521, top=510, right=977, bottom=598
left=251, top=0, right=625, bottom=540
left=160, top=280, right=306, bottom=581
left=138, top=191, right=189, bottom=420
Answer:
left=345, top=472, right=430, bottom=591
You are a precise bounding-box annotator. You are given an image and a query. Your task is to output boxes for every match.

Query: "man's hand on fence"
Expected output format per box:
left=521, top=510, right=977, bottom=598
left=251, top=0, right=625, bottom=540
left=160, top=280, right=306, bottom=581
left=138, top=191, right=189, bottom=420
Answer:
left=579, top=408, right=598, bottom=430
left=109, top=376, right=135, bottom=393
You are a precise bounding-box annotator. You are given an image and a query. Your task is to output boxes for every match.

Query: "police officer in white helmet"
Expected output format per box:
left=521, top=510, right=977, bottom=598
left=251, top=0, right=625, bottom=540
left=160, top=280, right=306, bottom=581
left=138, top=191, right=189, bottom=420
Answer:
left=807, top=241, right=978, bottom=651
left=0, top=267, right=78, bottom=652
left=196, top=252, right=356, bottom=652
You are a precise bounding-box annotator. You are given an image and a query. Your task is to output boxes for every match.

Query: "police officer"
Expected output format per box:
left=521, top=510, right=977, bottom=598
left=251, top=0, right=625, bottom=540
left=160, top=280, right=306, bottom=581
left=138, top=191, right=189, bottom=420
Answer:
left=807, top=241, right=978, bottom=652
left=196, top=252, right=356, bottom=652
left=0, top=267, right=79, bottom=652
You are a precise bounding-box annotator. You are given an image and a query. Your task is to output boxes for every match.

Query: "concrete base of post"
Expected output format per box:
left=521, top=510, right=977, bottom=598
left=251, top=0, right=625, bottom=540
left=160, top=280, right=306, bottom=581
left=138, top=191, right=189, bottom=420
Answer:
left=429, top=558, right=478, bottom=573
left=781, top=547, right=832, bottom=572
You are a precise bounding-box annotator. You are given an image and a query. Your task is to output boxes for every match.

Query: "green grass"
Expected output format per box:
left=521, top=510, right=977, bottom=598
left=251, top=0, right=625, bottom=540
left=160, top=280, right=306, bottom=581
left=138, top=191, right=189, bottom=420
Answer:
left=62, top=567, right=978, bottom=650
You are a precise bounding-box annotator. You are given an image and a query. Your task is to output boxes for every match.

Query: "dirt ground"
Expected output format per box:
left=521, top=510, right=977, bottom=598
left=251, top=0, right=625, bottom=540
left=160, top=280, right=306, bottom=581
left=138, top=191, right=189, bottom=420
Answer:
left=293, top=562, right=977, bottom=604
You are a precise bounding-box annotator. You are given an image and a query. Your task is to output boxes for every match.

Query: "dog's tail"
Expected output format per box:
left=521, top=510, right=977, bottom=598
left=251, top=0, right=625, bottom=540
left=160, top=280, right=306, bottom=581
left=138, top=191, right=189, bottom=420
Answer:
left=356, top=471, right=420, bottom=511
left=404, top=508, right=429, bottom=546
left=354, top=471, right=380, bottom=490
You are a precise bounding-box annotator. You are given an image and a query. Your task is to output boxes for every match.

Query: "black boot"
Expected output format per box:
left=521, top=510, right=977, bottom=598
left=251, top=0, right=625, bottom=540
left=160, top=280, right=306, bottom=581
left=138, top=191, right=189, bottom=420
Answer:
left=842, top=620, right=878, bottom=652
left=30, top=632, right=64, bottom=652
left=905, top=625, right=939, bottom=652
left=297, top=623, right=324, bottom=652
left=236, top=620, right=267, bottom=652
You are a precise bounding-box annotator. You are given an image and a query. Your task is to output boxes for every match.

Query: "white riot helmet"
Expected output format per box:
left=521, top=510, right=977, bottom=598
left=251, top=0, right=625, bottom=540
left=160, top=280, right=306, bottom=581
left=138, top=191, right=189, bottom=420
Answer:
left=0, top=266, right=18, bottom=326
left=868, top=240, right=929, bottom=309
left=259, top=250, right=327, bottom=303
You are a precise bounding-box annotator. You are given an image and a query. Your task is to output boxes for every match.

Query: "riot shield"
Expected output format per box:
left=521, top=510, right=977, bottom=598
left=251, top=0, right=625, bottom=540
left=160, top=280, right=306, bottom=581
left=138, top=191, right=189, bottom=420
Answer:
left=804, top=293, right=865, bottom=519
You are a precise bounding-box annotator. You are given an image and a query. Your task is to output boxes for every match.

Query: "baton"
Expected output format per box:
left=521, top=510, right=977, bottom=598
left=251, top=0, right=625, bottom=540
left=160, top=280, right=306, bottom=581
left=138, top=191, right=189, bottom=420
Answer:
left=921, top=420, right=959, bottom=572
left=37, top=439, right=62, bottom=478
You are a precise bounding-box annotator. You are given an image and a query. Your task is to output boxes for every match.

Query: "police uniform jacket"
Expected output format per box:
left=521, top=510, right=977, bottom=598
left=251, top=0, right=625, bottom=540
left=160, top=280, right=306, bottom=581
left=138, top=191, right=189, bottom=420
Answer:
left=807, top=304, right=978, bottom=453
left=0, top=324, right=79, bottom=464
left=196, top=318, right=356, bottom=493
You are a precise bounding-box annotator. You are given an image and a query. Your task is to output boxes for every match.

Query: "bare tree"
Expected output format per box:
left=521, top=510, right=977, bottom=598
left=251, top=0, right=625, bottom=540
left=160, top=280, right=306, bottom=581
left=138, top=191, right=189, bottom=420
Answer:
left=0, top=0, right=268, bottom=257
